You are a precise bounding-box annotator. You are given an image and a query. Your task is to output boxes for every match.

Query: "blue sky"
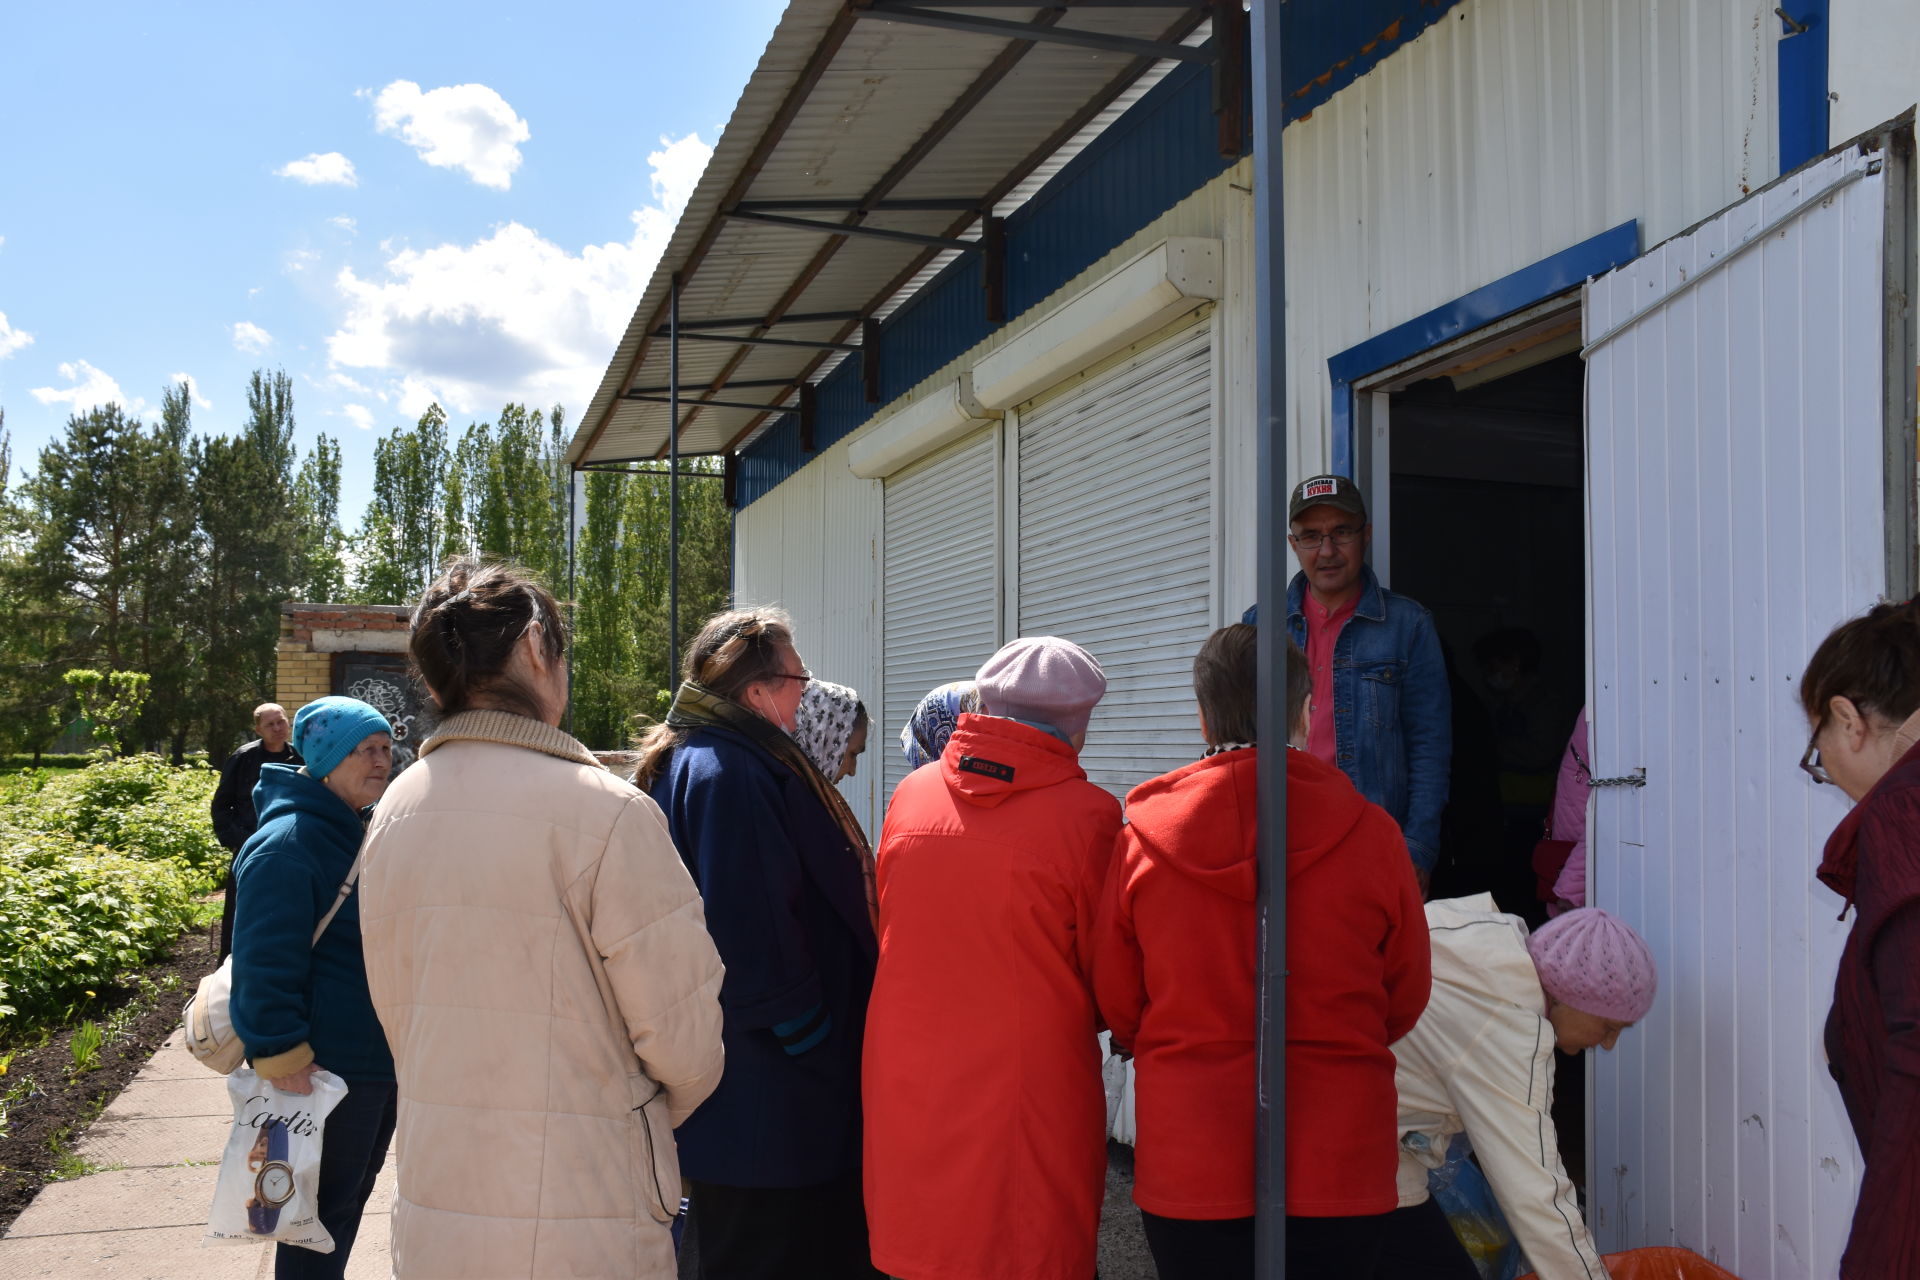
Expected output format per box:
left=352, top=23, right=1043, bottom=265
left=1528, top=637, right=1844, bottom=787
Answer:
left=0, top=0, right=785, bottom=525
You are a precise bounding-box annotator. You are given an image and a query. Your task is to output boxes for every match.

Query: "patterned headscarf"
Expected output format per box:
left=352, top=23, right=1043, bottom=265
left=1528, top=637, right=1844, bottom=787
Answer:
left=899, top=681, right=982, bottom=770
left=794, top=679, right=865, bottom=781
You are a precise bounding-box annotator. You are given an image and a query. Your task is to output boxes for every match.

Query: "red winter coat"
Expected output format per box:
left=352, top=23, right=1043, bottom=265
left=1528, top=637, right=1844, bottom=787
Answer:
left=1818, top=735, right=1920, bottom=1280
left=862, top=715, right=1123, bottom=1280
left=1096, top=745, right=1430, bottom=1220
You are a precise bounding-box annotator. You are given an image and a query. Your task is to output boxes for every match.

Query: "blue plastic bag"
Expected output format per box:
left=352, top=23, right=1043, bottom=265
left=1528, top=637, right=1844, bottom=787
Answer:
left=1427, top=1136, right=1527, bottom=1280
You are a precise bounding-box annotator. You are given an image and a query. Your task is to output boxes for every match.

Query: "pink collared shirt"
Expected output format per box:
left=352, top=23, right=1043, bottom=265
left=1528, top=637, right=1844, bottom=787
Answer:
left=1305, top=590, right=1359, bottom=766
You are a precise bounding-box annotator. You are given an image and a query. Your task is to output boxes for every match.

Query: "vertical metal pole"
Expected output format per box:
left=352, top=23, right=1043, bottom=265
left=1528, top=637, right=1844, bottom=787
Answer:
left=566, top=465, right=577, bottom=735
left=1251, top=2, right=1289, bottom=1275
left=669, top=274, right=682, bottom=683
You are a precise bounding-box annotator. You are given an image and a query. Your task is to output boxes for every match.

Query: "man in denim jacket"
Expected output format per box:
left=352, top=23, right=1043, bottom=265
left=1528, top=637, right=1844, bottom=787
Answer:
left=1252, top=475, right=1451, bottom=890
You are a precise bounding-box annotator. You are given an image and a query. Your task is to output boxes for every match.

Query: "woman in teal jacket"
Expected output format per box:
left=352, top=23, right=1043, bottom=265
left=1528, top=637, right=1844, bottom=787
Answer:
left=230, top=696, right=394, bottom=1280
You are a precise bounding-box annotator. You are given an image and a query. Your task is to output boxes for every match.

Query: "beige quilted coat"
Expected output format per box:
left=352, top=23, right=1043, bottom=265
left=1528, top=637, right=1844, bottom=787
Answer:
left=359, top=710, right=724, bottom=1279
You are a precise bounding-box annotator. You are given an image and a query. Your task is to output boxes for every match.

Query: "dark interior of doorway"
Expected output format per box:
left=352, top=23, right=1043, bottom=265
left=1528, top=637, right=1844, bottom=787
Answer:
left=1385, top=350, right=1590, bottom=1188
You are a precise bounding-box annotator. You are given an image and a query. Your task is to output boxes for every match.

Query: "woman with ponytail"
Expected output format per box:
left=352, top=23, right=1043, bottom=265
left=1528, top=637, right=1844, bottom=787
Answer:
left=1800, top=597, right=1920, bottom=1278
left=638, top=607, right=883, bottom=1280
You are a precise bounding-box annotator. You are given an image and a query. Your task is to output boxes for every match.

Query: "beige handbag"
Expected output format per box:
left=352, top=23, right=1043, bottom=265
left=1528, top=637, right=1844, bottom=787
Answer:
left=182, top=852, right=364, bottom=1075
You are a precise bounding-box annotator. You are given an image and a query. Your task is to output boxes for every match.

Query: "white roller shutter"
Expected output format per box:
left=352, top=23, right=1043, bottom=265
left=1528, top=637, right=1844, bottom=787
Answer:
left=1017, top=318, right=1215, bottom=799
left=881, top=426, right=1002, bottom=805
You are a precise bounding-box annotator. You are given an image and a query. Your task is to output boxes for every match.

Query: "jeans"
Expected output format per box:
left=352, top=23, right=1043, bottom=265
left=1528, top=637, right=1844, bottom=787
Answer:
left=274, top=1078, right=396, bottom=1280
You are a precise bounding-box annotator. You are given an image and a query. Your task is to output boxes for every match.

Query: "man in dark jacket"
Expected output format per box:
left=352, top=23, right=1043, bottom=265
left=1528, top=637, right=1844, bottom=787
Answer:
left=211, top=702, right=300, bottom=957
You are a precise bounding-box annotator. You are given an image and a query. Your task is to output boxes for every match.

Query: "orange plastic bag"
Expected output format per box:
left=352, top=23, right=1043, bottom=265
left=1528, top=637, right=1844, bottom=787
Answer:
left=1519, top=1246, right=1742, bottom=1280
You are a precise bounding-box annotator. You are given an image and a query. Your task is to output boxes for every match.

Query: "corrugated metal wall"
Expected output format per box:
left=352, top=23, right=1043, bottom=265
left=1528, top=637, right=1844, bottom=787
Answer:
left=733, top=435, right=888, bottom=836
left=1281, top=0, right=1778, bottom=474
left=1585, top=147, right=1886, bottom=1278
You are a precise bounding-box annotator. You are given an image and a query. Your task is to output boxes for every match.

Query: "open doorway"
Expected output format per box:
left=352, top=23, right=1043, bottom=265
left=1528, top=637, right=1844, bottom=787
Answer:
left=1387, top=350, right=1586, bottom=924
left=1371, top=339, right=1590, bottom=1193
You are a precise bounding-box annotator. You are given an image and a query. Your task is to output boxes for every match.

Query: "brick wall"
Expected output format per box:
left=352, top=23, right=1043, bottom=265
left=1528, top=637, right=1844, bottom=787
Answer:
left=275, top=602, right=413, bottom=715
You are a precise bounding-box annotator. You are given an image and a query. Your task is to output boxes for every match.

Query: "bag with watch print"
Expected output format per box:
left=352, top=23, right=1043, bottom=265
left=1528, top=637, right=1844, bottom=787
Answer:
left=203, top=1066, right=348, bottom=1252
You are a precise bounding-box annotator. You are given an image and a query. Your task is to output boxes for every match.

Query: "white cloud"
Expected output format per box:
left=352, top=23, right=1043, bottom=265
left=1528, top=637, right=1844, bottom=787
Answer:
left=327, top=215, right=357, bottom=234
left=319, top=371, right=373, bottom=395
left=276, top=152, right=359, bottom=187
left=170, top=373, right=214, bottom=411
left=373, top=80, right=530, bottom=190
left=0, top=310, right=32, bottom=358
left=342, top=404, right=377, bottom=431
left=30, top=359, right=127, bottom=412
left=324, top=133, right=711, bottom=417
left=284, top=248, right=321, bottom=274
left=232, top=321, right=274, bottom=354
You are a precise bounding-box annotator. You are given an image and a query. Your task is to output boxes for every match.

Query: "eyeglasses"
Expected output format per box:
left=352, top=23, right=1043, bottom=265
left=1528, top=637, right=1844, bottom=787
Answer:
left=1289, top=527, right=1364, bottom=552
left=767, top=669, right=813, bottom=684
left=1800, top=724, right=1833, bottom=786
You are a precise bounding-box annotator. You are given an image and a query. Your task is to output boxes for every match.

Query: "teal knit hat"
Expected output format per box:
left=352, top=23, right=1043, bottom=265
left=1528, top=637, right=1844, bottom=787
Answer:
left=292, top=697, right=393, bottom=780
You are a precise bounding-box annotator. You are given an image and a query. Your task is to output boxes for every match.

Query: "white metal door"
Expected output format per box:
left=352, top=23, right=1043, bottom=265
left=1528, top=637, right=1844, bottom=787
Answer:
left=1585, top=128, right=1914, bottom=1278
left=881, top=427, right=1002, bottom=807
left=1017, top=318, right=1216, bottom=799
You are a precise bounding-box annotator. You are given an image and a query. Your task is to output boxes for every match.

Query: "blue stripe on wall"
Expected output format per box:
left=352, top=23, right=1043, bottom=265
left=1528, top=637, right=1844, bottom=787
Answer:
left=1776, top=0, right=1831, bottom=173
left=739, top=60, right=1231, bottom=507
left=1327, top=220, right=1640, bottom=477
left=1283, top=0, right=1466, bottom=123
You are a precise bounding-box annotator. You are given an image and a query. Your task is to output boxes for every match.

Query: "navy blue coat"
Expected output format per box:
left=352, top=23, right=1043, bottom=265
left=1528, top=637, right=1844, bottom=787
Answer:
left=650, top=724, right=878, bottom=1187
left=230, top=764, right=393, bottom=1083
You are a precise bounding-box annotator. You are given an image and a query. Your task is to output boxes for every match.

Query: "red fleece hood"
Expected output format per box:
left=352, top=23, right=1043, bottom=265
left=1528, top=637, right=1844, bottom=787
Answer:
left=1121, top=746, right=1370, bottom=904
left=939, top=714, right=1087, bottom=809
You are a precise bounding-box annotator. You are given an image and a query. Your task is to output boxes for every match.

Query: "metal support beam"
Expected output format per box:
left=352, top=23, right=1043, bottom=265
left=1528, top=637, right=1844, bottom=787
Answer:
left=623, top=393, right=797, bottom=414
left=673, top=332, right=860, bottom=353
left=576, top=464, right=724, bottom=477
left=1251, top=0, right=1288, bottom=1274
left=883, top=0, right=1201, bottom=6
left=669, top=275, right=681, bottom=687
left=799, top=384, right=818, bottom=453
left=671, top=310, right=865, bottom=331
left=862, top=319, right=883, bottom=405
left=726, top=207, right=982, bottom=253
left=723, top=452, right=739, bottom=509
left=733, top=198, right=985, bottom=213
left=982, top=215, right=1007, bottom=325
left=628, top=378, right=798, bottom=394
left=1211, top=0, right=1248, bottom=160
left=855, top=3, right=1215, bottom=62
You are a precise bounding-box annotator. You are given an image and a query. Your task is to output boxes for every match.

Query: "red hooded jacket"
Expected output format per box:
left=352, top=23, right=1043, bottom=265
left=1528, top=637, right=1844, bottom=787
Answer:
left=863, top=715, right=1122, bottom=1280
left=1095, top=745, right=1430, bottom=1219
left=1818, top=736, right=1920, bottom=1280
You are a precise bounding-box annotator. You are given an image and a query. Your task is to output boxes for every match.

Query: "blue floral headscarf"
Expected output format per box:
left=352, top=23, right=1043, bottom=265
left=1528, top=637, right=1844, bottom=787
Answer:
left=899, top=681, right=982, bottom=770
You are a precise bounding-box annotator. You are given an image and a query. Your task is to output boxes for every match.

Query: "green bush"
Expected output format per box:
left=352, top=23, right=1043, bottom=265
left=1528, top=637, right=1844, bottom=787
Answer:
left=0, top=828, right=197, bottom=1023
left=7, top=755, right=224, bottom=889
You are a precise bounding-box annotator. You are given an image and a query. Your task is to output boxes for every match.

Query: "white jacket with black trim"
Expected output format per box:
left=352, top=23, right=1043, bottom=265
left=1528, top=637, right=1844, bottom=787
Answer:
left=1392, top=894, right=1607, bottom=1280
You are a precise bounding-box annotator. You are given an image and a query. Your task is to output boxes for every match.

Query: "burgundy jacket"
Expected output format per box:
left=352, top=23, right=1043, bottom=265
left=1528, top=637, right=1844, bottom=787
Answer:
left=1819, top=738, right=1920, bottom=1279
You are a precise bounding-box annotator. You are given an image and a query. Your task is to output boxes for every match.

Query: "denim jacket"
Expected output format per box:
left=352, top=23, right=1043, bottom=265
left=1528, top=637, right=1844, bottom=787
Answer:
left=1285, top=567, right=1452, bottom=870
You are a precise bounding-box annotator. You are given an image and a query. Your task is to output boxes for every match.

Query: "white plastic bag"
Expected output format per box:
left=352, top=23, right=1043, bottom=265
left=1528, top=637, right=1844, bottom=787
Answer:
left=203, top=1066, right=348, bottom=1252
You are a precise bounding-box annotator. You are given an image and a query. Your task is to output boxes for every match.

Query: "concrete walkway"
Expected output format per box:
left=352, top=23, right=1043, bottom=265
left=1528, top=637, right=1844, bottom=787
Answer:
left=0, top=1028, right=1154, bottom=1280
left=0, top=1028, right=393, bottom=1278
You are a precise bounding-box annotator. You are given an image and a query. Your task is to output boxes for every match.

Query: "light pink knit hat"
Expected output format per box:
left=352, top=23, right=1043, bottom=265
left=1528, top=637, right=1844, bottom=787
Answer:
left=1527, top=908, right=1658, bottom=1023
left=975, top=637, right=1107, bottom=741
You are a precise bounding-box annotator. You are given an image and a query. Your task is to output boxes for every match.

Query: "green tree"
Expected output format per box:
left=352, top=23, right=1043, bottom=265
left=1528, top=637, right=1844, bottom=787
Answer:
left=352, top=403, right=450, bottom=602
left=131, top=383, right=201, bottom=759
left=294, top=433, right=348, bottom=602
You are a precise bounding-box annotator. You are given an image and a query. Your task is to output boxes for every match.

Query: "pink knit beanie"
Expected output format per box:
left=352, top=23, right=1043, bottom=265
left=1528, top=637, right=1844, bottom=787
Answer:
left=1526, top=908, right=1658, bottom=1023
left=975, top=637, right=1107, bottom=742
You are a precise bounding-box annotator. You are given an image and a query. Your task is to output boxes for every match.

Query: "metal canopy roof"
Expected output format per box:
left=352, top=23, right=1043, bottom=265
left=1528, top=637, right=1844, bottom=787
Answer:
left=567, top=0, right=1236, bottom=469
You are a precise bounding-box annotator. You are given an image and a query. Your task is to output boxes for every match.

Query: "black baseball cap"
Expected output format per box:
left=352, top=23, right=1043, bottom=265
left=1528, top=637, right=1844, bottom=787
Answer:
left=1287, top=474, right=1368, bottom=524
